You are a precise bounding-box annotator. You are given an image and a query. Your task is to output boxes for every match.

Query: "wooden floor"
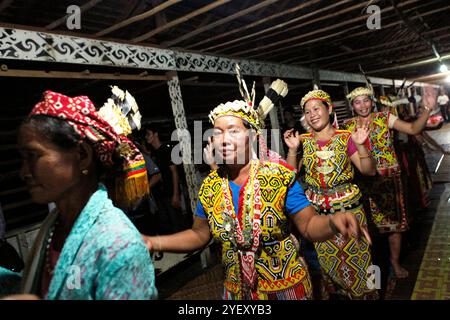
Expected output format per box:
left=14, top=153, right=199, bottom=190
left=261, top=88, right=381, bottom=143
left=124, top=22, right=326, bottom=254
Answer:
left=411, top=183, right=450, bottom=299
left=389, top=123, right=450, bottom=300
left=409, top=124, right=450, bottom=300
left=157, top=123, right=450, bottom=300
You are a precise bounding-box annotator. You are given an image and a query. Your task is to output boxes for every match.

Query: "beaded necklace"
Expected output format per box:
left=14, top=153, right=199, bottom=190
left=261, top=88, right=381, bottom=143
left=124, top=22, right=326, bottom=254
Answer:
left=45, top=221, right=58, bottom=276
left=221, top=159, right=261, bottom=290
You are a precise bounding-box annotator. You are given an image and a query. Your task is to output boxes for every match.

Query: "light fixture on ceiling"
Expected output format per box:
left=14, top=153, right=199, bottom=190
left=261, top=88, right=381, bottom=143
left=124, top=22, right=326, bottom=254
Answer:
left=431, top=44, right=449, bottom=73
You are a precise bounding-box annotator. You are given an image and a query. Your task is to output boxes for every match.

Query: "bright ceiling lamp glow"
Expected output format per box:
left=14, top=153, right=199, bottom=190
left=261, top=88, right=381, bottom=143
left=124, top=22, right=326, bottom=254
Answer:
left=440, top=64, right=448, bottom=73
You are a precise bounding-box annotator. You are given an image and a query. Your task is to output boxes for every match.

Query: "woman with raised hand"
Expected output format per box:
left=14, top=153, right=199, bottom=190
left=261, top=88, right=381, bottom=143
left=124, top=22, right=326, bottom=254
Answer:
left=143, top=70, right=371, bottom=300
left=284, top=89, right=378, bottom=299
left=342, top=86, right=435, bottom=279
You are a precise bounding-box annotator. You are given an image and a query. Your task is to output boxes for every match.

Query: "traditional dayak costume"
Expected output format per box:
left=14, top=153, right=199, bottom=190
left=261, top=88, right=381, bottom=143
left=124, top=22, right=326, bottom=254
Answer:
left=342, top=87, right=408, bottom=234
left=299, top=89, right=378, bottom=299
left=196, top=66, right=314, bottom=300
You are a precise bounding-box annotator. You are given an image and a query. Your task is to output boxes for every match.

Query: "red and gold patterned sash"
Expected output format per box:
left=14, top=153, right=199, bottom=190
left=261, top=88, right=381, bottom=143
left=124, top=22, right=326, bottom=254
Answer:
left=221, top=160, right=262, bottom=290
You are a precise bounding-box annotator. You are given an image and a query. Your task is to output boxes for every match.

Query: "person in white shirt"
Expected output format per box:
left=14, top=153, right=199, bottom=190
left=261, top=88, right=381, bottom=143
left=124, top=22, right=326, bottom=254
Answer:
left=437, top=88, right=449, bottom=122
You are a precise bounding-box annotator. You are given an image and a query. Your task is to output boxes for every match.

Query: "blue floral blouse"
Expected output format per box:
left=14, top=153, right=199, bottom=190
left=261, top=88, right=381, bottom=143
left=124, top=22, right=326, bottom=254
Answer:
left=0, top=184, right=157, bottom=300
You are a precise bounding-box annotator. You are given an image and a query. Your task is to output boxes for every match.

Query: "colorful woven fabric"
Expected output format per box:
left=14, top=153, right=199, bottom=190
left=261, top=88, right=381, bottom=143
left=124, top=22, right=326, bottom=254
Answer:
left=31, top=91, right=124, bottom=167
left=402, top=136, right=432, bottom=209
left=198, top=160, right=312, bottom=300
left=223, top=267, right=312, bottom=300
left=300, top=130, right=378, bottom=299
left=342, top=112, right=408, bottom=233
left=366, top=172, right=408, bottom=233
left=221, top=160, right=261, bottom=290
left=343, top=112, right=399, bottom=174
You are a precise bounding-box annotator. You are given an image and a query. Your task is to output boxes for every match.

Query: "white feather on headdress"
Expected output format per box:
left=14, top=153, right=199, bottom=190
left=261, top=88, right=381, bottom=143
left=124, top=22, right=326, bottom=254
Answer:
left=98, top=86, right=142, bottom=136
left=257, top=79, right=288, bottom=120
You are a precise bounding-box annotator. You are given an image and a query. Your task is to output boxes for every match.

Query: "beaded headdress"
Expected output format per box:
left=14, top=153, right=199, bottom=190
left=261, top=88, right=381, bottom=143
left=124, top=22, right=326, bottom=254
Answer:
left=98, top=86, right=142, bottom=136
left=209, top=65, right=288, bottom=134
left=346, top=87, right=374, bottom=103
left=379, top=95, right=393, bottom=107
left=209, top=100, right=261, bottom=132
left=300, top=89, right=333, bottom=110
left=300, top=89, right=338, bottom=129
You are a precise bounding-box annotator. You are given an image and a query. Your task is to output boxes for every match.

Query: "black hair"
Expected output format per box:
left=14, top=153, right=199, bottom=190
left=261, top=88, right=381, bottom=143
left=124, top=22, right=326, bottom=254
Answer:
left=283, top=106, right=295, bottom=114
left=22, top=115, right=105, bottom=176
left=23, top=115, right=81, bottom=150
left=241, top=119, right=255, bottom=131
left=143, top=123, right=161, bottom=135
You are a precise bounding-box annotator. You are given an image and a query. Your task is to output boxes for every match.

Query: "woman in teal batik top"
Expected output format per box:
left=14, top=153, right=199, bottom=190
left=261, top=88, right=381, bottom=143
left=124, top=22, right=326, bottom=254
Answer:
left=0, top=89, right=157, bottom=300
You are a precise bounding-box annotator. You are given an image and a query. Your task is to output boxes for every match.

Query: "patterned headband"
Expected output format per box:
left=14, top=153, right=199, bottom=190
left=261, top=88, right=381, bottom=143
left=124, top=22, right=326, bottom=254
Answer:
left=209, top=65, right=288, bottom=134
left=346, top=87, right=374, bottom=103
left=300, top=89, right=333, bottom=110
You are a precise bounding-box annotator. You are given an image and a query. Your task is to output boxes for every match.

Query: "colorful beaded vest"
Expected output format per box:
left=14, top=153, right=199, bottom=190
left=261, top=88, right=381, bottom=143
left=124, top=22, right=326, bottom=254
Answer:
left=197, top=160, right=308, bottom=298
left=300, top=130, right=362, bottom=214
left=342, top=112, right=399, bottom=176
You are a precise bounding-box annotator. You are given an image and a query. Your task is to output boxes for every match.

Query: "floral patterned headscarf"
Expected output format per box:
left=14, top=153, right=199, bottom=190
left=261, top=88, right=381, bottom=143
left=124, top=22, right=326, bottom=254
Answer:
left=29, top=90, right=148, bottom=209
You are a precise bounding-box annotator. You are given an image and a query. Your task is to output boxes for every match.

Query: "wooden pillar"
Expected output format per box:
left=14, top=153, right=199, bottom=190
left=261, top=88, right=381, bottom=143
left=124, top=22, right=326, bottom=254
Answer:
left=262, top=77, right=284, bottom=157
left=166, top=71, right=199, bottom=214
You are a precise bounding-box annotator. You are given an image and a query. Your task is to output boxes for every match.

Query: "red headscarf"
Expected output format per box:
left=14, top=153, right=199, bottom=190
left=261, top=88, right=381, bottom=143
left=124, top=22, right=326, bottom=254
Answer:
left=29, top=90, right=148, bottom=209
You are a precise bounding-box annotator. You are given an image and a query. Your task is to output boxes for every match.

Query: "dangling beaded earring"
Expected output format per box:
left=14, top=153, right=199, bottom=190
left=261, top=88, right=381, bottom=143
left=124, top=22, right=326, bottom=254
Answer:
left=82, top=169, right=89, bottom=175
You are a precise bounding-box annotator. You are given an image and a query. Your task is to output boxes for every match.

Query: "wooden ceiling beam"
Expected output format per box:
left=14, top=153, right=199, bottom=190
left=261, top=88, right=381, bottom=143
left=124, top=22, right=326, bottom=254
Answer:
left=0, top=68, right=168, bottom=81
left=181, top=81, right=259, bottom=88
left=0, top=0, right=14, bottom=14
left=286, top=37, right=412, bottom=65
left=45, top=0, right=104, bottom=30
left=131, top=0, right=231, bottom=43
left=245, top=1, right=444, bottom=60
left=323, top=43, right=432, bottom=69
left=410, top=70, right=450, bottom=82
left=186, top=0, right=322, bottom=50
left=305, top=32, right=450, bottom=69
left=283, top=2, right=446, bottom=65
left=330, top=46, right=450, bottom=74
left=387, top=44, right=450, bottom=65
left=229, top=0, right=419, bottom=57
left=208, top=0, right=356, bottom=53
left=164, top=0, right=281, bottom=47
left=248, top=23, right=364, bottom=59
left=95, top=0, right=181, bottom=37
left=115, top=0, right=142, bottom=22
